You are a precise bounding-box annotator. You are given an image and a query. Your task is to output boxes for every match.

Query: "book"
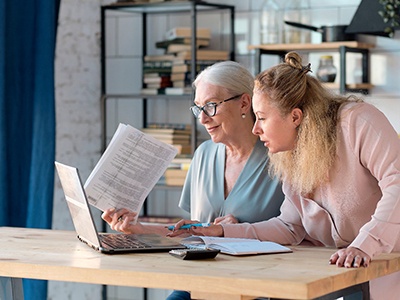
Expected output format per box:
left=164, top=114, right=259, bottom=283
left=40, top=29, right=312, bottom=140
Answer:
left=146, top=82, right=172, bottom=89
left=141, top=127, right=191, bottom=135
left=176, top=50, right=229, bottom=61
left=140, top=88, right=166, bottom=95
left=165, top=168, right=188, bottom=185
left=165, top=177, right=186, bottom=186
left=181, top=236, right=292, bottom=256
left=138, top=215, right=181, bottom=224
left=171, top=72, right=191, bottom=82
left=166, top=44, right=192, bottom=54
left=171, top=62, right=213, bottom=73
left=147, top=123, right=191, bottom=130
left=143, top=75, right=171, bottom=84
left=84, top=123, right=178, bottom=221
left=165, top=168, right=188, bottom=178
left=143, top=60, right=174, bottom=74
left=165, top=87, right=193, bottom=95
left=165, top=27, right=211, bottom=40
left=172, top=81, right=188, bottom=88
left=154, top=137, right=191, bottom=144
left=172, top=144, right=192, bottom=155
left=144, top=54, right=177, bottom=62
left=170, top=156, right=192, bottom=168
left=146, top=132, right=190, bottom=141
left=156, top=37, right=210, bottom=49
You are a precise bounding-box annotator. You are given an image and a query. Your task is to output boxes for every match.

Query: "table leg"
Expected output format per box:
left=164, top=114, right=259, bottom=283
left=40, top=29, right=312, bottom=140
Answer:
left=0, top=277, right=24, bottom=300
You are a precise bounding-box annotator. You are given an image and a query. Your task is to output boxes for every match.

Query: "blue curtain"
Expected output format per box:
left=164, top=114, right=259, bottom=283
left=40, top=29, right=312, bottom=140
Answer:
left=0, top=1, right=60, bottom=299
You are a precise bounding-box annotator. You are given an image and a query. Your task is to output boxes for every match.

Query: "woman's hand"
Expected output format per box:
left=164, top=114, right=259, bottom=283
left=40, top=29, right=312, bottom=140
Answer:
left=213, top=213, right=238, bottom=225
left=101, top=208, right=143, bottom=234
left=329, top=247, right=371, bottom=268
left=167, top=219, right=224, bottom=237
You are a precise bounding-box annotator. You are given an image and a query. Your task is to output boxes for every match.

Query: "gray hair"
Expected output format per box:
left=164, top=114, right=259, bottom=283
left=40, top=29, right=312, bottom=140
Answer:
left=193, top=61, right=254, bottom=97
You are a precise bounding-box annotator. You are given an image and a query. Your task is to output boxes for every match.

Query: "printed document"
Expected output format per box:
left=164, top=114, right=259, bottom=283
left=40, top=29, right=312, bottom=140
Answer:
left=84, top=123, right=178, bottom=221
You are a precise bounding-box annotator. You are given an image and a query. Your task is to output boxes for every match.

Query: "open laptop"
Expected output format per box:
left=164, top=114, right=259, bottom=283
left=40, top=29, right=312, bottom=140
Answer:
left=55, top=161, right=186, bottom=254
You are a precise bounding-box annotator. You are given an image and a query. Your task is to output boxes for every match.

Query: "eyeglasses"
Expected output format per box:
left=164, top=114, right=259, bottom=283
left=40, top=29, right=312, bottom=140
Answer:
left=190, top=94, right=242, bottom=119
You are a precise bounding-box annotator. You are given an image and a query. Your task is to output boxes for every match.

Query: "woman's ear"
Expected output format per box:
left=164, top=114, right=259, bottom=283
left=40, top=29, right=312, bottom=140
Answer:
left=291, top=108, right=303, bottom=128
left=240, top=93, right=252, bottom=114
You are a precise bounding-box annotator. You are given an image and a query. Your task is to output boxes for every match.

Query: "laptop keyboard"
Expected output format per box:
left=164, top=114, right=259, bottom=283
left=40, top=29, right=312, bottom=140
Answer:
left=100, top=234, right=149, bottom=249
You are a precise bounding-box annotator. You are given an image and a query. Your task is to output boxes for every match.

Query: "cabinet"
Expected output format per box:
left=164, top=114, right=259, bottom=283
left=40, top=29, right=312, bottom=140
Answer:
left=101, top=1, right=235, bottom=153
left=249, top=41, right=375, bottom=94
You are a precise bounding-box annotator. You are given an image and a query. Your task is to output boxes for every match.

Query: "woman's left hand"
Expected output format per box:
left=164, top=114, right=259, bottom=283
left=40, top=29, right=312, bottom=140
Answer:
left=213, top=214, right=238, bottom=225
left=329, top=247, right=371, bottom=268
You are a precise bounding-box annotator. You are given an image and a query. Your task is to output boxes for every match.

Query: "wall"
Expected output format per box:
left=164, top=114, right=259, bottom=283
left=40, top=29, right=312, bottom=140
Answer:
left=51, top=0, right=110, bottom=299
left=53, top=0, right=400, bottom=299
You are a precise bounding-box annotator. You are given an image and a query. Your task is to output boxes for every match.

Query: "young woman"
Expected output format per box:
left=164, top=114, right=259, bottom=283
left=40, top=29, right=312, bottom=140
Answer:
left=170, top=52, right=400, bottom=300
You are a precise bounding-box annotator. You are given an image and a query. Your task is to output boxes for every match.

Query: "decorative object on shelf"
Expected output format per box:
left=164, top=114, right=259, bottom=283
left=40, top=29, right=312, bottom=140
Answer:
left=346, top=0, right=400, bottom=38
left=283, top=0, right=311, bottom=44
left=260, top=0, right=283, bottom=44
left=248, top=41, right=374, bottom=95
left=284, top=21, right=355, bottom=42
left=316, top=55, right=337, bottom=83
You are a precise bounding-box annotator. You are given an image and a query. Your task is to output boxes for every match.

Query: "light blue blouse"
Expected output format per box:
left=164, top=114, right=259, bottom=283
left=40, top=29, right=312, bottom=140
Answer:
left=179, top=139, right=284, bottom=223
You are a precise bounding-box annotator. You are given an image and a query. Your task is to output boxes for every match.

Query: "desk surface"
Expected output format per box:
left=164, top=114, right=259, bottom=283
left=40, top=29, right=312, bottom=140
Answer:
left=1, top=227, right=399, bottom=300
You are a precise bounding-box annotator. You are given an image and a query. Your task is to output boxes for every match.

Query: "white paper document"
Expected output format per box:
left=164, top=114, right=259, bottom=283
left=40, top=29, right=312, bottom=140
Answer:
left=84, top=123, right=178, bottom=219
left=181, top=236, right=292, bottom=256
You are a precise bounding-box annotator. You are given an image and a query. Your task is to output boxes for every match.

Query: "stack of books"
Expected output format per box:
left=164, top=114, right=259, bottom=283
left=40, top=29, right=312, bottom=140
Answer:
left=164, top=156, right=192, bottom=186
left=141, top=27, right=229, bottom=95
left=141, top=123, right=192, bottom=155
left=141, top=56, right=175, bottom=95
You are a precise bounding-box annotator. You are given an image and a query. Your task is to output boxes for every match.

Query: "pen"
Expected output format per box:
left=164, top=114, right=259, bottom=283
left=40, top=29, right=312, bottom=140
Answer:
left=165, top=223, right=211, bottom=231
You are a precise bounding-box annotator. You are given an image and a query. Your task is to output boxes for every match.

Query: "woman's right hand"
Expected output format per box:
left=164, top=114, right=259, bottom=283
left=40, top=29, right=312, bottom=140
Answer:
left=167, top=219, right=224, bottom=237
left=101, top=208, right=144, bottom=234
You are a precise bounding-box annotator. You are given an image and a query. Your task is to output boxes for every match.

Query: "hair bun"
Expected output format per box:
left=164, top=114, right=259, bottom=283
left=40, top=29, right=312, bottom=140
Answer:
left=285, top=51, right=303, bottom=71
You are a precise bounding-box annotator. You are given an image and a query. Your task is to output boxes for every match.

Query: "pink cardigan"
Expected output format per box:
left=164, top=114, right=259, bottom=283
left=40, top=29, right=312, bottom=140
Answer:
left=222, top=102, right=400, bottom=299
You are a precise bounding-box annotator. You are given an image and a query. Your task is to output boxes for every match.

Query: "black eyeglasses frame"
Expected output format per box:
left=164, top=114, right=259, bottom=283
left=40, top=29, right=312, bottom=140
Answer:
left=190, top=94, right=243, bottom=118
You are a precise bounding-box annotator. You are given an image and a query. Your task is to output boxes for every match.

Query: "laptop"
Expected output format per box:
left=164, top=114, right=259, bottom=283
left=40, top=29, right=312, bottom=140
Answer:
left=55, top=161, right=186, bottom=254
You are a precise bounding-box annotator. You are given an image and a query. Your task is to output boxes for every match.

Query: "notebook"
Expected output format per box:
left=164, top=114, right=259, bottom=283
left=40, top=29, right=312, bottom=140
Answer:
left=55, top=161, right=186, bottom=254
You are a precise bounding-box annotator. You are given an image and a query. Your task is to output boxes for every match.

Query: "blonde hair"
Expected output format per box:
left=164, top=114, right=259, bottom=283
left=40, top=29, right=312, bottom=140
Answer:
left=255, top=52, right=362, bottom=195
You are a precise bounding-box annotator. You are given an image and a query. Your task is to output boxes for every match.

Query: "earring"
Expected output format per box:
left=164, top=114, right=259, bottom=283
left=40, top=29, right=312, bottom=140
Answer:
left=241, top=114, right=246, bottom=119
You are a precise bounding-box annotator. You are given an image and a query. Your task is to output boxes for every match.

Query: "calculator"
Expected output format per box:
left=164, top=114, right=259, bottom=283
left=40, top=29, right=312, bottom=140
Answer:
left=169, top=248, right=220, bottom=260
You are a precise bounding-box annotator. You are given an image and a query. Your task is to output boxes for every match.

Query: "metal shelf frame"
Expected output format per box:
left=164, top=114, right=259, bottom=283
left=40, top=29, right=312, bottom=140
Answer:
left=100, top=1, right=235, bottom=152
left=250, top=41, right=373, bottom=95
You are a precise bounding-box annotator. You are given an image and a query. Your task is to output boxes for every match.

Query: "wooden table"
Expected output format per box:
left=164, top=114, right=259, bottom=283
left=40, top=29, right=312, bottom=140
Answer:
left=1, top=227, right=400, bottom=300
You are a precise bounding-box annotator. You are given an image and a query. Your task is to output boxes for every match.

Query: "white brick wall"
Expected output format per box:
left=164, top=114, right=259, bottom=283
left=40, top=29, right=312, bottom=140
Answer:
left=53, top=0, right=400, bottom=299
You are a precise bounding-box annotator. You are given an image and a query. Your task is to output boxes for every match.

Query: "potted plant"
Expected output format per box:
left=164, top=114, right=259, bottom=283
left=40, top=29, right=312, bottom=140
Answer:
left=379, top=0, right=400, bottom=37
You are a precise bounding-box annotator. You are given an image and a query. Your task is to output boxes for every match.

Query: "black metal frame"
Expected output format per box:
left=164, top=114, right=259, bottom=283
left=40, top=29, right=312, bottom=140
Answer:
left=254, top=44, right=370, bottom=95
left=100, top=3, right=235, bottom=299
left=100, top=1, right=235, bottom=153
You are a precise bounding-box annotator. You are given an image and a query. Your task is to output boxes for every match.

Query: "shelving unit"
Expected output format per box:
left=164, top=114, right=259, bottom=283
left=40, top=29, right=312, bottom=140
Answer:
left=249, top=41, right=375, bottom=94
left=100, top=2, right=235, bottom=299
left=101, top=1, right=235, bottom=220
left=101, top=1, right=235, bottom=153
